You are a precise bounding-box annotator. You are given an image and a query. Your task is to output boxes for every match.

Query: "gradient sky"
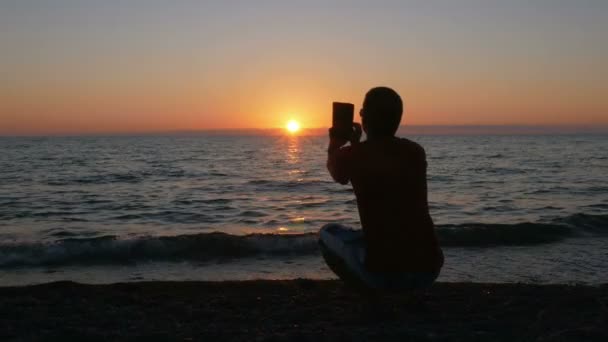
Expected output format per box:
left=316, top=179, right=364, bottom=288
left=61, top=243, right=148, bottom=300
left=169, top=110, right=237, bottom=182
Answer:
left=1, top=0, right=607, bottom=134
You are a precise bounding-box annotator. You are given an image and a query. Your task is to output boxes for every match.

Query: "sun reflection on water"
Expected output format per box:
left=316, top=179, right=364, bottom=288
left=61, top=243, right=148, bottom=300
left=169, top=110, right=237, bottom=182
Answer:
left=286, top=136, right=300, bottom=165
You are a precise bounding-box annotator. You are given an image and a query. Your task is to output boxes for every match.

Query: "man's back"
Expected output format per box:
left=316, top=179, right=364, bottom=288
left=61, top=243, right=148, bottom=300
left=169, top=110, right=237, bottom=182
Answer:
left=329, top=137, right=443, bottom=273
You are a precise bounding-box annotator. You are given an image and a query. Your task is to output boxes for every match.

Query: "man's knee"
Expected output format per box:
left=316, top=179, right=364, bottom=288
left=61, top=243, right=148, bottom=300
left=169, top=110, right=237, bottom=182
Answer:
left=319, top=223, right=343, bottom=245
left=320, top=223, right=343, bottom=233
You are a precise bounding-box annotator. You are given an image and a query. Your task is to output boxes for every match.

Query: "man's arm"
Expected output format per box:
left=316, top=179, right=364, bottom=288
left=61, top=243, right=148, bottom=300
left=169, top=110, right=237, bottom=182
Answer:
left=415, top=144, right=444, bottom=268
left=413, top=144, right=433, bottom=218
left=327, top=143, right=351, bottom=185
left=326, top=123, right=361, bottom=185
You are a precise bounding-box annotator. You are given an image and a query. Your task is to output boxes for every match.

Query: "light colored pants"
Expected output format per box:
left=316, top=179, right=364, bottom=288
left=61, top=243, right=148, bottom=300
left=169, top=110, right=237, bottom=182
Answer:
left=319, top=223, right=439, bottom=291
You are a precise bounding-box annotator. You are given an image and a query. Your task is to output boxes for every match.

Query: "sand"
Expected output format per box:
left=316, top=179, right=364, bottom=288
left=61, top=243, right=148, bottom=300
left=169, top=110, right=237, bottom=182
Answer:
left=1, top=280, right=606, bottom=341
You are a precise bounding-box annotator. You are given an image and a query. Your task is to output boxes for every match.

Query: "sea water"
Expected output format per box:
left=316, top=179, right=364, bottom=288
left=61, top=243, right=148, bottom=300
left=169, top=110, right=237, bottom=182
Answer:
left=1, top=133, right=607, bottom=285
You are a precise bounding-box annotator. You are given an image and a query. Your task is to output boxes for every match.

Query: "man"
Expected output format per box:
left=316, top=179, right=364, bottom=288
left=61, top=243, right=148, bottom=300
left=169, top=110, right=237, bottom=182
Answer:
left=320, top=86, right=444, bottom=291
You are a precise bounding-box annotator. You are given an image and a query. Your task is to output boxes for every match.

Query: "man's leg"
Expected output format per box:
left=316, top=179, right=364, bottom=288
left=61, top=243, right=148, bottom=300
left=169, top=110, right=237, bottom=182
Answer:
left=320, top=224, right=440, bottom=292
left=318, top=224, right=368, bottom=289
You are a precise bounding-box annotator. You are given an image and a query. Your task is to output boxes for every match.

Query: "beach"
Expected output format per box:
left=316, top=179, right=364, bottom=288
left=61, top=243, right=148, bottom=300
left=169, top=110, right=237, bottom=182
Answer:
left=2, top=280, right=606, bottom=341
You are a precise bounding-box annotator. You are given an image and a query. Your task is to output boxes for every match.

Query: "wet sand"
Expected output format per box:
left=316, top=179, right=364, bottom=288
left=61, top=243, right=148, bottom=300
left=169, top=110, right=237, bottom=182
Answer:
left=1, top=280, right=606, bottom=341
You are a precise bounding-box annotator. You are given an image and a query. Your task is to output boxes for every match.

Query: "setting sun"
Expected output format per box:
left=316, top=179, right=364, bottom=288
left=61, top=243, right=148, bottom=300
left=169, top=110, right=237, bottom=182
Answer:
left=286, top=120, right=301, bottom=134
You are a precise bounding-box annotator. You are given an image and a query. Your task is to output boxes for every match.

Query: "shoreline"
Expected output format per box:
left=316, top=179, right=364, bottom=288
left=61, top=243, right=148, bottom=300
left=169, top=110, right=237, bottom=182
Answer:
left=2, top=280, right=606, bottom=341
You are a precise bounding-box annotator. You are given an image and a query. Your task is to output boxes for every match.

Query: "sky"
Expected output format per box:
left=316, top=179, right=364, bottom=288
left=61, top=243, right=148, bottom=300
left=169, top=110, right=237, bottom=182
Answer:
left=1, top=0, right=607, bottom=135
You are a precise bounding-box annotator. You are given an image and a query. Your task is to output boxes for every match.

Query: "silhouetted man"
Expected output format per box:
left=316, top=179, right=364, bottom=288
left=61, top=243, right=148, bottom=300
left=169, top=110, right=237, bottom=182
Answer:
left=320, top=87, right=444, bottom=291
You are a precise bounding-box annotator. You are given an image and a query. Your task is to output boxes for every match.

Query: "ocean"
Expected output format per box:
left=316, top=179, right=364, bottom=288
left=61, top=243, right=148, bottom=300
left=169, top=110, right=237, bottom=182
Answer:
left=1, top=133, right=607, bottom=286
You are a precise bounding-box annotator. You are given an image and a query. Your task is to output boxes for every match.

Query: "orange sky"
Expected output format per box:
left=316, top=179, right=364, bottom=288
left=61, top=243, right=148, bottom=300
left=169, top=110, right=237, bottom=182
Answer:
left=1, top=1, right=607, bottom=135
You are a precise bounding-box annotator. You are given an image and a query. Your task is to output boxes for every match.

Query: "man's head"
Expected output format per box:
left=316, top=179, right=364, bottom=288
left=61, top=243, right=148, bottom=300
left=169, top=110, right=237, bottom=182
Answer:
left=361, top=87, right=403, bottom=138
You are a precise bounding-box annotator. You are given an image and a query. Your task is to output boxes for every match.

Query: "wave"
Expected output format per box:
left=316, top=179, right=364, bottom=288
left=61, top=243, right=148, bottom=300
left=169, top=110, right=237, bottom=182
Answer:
left=0, top=213, right=606, bottom=268
left=46, top=172, right=143, bottom=186
left=245, top=179, right=333, bottom=190
left=438, top=213, right=607, bottom=246
left=437, top=222, right=573, bottom=246
left=0, top=232, right=319, bottom=268
left=45, top=168, right=196, bottom=186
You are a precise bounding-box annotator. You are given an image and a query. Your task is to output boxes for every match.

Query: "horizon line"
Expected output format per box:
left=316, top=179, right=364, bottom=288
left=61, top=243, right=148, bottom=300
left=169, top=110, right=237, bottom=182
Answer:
left=1, top=124, right=608, bottom=137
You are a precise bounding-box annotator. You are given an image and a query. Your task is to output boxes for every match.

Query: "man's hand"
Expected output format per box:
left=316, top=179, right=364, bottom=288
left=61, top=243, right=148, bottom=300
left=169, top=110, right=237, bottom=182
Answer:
left=329, top=123, right=362, bottom=152
left=350, top=123, right=362, bottom=145
left=328, top=127, right=348, bottom=153
left=328, top=127, right=349, bottom=149
left=327, top=125, right=357, bottom=185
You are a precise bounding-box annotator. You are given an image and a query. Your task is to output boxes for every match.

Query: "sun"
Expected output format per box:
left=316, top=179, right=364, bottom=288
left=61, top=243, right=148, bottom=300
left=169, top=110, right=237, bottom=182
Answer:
left=286, top=120, right=300, bottom=134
